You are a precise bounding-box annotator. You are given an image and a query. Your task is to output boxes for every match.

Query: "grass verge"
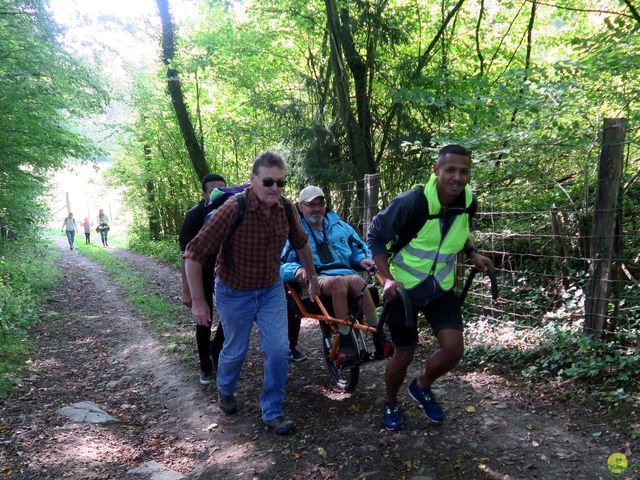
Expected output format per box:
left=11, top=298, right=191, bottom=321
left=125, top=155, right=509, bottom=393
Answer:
left=74, top=241, right=189, bottom=343
left=0, top=237, right=59, bottom=397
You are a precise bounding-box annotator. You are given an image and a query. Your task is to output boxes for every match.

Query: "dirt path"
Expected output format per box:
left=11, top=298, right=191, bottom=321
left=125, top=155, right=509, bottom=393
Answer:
left=1, top=240, right=636, bottom=479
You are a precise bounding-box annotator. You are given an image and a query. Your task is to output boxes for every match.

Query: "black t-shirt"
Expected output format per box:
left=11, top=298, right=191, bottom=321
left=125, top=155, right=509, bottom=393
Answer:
left=179, top=199, right=214, bottom=252
left=179, top=199, right=217, bottom=292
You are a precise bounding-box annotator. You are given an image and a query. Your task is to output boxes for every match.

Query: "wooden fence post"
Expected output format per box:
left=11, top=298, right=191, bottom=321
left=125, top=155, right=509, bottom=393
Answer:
left=584, top=118, right=626, bottom=339
left=363, top=173, right=380, bottom=237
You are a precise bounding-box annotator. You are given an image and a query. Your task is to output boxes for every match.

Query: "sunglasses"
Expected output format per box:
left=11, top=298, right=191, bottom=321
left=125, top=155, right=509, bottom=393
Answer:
left=257, top=175, right=286, bottom=188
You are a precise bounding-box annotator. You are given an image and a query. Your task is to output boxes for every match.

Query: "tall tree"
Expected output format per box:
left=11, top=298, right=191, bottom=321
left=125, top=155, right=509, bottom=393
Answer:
left=155, top=0, right=208, bottom=179
left=324, top=0, right=378, bottom=179
left=0, top=0, right=106, bottom=237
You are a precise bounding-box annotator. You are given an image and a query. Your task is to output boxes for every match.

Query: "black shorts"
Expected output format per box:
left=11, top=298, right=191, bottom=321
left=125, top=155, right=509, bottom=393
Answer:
left=381, top=290, right=462, bottom=350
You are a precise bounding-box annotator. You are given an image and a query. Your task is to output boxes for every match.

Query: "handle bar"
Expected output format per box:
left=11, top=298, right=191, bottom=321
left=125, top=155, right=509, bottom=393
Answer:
left=395, top=286, right=415, bottom=329
left=459, top=267, right=498, bottom=303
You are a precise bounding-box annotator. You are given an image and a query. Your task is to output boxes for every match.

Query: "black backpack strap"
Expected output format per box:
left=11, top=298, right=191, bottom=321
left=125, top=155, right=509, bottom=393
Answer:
left=389, top=186, right=475, bottom=254
left=229, top=192, right=245, bottom=234
left=389, top=186, right=429, bottom=254
left=281, top=197, right=293, bottom=222
left=279, top=198, right=297, bottom=263
left=231, top=194, right=292, bottom=236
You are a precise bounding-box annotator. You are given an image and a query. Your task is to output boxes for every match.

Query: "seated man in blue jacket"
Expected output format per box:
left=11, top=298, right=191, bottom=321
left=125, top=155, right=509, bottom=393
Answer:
left=280, top=185, right=392, bottom=362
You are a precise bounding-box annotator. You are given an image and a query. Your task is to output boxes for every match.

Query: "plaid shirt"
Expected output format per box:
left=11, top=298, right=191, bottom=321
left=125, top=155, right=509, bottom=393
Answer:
left=184, top=186, right=308, bottom=291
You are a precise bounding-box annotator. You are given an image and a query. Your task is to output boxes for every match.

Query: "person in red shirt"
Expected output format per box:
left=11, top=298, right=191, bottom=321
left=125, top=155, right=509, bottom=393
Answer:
left=184, top=151, right=320, bottom=435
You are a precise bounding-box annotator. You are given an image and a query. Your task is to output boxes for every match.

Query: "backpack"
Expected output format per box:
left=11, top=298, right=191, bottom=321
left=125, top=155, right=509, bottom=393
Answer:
left=388, top=185, right=477, bottom=255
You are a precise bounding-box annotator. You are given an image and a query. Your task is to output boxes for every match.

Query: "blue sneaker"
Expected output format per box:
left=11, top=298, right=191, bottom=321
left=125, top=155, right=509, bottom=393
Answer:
left=383, top=402, right=403, bottom=431
left=408, top=378, right=444, bottom=423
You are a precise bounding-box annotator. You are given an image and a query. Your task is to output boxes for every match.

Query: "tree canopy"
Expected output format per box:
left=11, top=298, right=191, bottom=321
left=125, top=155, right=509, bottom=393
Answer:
left=105, top=0, right=638, bottom=237
left=0, top=0, right=107, bottom=236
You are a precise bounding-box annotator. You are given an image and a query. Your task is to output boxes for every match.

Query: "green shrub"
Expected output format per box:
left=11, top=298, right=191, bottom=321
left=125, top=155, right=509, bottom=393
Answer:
left=127, top=225, right=180, bottom=267
left=0, top=238, right=59, bottom=396
left=464, top=322, right=640, bottom=409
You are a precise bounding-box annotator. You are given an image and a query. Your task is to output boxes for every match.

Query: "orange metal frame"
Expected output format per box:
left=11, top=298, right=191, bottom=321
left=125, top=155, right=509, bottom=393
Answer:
left=284, top=283, right=379, bottom=334
left=284, top=282, right=381, bottom=362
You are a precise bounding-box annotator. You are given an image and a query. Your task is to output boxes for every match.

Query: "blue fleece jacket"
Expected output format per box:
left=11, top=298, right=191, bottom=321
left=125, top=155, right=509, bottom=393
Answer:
left=280, top=210, right=371, bottom=282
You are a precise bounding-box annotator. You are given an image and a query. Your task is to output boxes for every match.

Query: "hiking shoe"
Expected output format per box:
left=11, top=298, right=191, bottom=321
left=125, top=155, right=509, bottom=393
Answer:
left=372, top=332, right=394, bottom=360
left=199, top=368, right=213, bottom=385
left=408, top=378, right=444, bottom=423
left=289, top=348, right=307, bottom=362
left=219, top=394, right=238, bottom=416
left=263, top=415, right=295, bottom=435
left=383, top=402, right=404, bottom=431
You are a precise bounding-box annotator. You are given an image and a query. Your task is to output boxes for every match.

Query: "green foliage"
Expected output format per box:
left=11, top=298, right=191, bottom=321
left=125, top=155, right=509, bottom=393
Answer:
left=0, top=237, right=59, bottom=396
left=464, top=323, right=640, bottom=409
left=110, top=0, right=639, bottom=238
left=105, top=1, right=638, bottom=411
left=127, top=225, right=181, bottom=268
left=0, top=1, right=107, bottom=236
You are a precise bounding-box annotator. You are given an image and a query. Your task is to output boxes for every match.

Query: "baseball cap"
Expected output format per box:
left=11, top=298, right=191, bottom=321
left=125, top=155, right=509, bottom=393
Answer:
left=299, top=185, right=325, bottom=203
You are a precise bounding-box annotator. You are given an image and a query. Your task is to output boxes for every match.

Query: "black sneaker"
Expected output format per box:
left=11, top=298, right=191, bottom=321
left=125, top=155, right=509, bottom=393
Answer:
left=219, top=394, right=238, bottom=415
left=263, top=415, right=295, bottom=435
left=199, top=368, right=213, bottom=385
left=289, top=348, right=307, bottom=362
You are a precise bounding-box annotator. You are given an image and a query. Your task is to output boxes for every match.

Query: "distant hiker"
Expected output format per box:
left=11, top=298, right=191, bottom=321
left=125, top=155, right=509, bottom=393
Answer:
left=367, top=144, right=493, bottom=431
left=97, top=209, right=110, bottom=247
left=61, top=212, right=78, bottom=251
left=179, top=173, right=227, bottom=386
left=80, top=217, right=92, bottom=244
left=184, top=151, right=320, bottom=435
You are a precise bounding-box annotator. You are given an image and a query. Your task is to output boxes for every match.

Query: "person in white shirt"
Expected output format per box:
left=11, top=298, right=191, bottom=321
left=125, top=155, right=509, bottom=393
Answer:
left=61, top=212, right=78, bottom=250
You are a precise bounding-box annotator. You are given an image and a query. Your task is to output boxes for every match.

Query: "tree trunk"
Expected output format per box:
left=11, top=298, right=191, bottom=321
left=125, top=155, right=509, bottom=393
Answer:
left=375, top=0, right=466, bottom=164
left=156, top=0, right=208, bottom=180
left=144, top=144, right=161, bottom=240
left=324, top=0, right=376, bottom=180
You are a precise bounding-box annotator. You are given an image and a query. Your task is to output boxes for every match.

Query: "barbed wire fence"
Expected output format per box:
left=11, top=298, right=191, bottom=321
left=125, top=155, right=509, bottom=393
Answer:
left=328, top=118, right=638, bottom=346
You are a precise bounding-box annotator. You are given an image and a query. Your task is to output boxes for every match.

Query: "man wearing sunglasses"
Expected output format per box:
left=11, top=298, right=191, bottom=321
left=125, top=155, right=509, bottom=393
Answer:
left=280, top=185, right=393, bottom=362
left=184, top=152, right=320, bottom=435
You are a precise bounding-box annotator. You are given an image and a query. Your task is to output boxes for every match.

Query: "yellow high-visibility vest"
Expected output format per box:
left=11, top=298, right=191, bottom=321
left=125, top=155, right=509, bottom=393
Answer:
left=390, top=174, right=472, bottom=291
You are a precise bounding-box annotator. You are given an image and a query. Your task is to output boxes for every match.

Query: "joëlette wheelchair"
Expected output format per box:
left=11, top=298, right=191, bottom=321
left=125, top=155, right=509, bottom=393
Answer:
left=285, top=267, right=385, bottom=392
left=285, top=266, right=498, bottom=393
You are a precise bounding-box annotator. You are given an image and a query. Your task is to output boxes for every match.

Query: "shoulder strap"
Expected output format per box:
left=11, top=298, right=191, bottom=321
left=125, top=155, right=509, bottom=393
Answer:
left=230, top=192, right=245, bottom=234
left=230, top=193, right=292, bottom=235
left=389, top=186, right=475, bottom=254
left=389, top=186, right=429, bottom=254
left=281, top=197, right=293, bottom=222
left=278, top=198, right=296, bottom=261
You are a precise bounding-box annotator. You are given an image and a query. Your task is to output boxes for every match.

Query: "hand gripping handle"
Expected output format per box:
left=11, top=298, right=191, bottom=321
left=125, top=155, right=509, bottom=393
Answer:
left=459, top=267, right=499, bottom=304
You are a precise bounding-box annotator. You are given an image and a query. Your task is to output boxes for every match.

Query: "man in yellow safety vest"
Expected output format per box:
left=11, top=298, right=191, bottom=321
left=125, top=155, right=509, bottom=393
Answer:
left=367, top=144, right=493, bottom=431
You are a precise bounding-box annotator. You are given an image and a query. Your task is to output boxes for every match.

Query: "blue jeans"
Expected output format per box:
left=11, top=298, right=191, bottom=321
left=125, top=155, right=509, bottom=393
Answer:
left=215, top=279, right=289, bottom=422
left=65, top=230, right=75, bottom=248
